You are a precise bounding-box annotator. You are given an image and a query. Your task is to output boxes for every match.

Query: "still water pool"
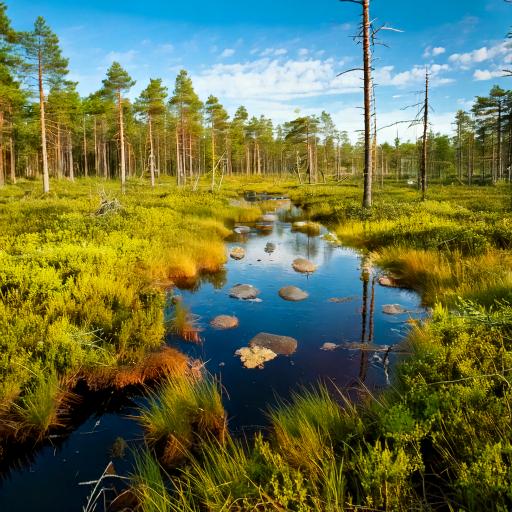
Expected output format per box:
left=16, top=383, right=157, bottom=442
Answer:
left=0, top=204, right=424, bottom=511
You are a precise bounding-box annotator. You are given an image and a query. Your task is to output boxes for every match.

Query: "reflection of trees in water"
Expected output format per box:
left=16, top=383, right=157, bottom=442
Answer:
left=294, top=232, right=320, bottom=260
left=175, top=269, right=228, bottom=292
left=358, top=255, right=376, bottom=384
left=322, top=239, right=336, bottom=265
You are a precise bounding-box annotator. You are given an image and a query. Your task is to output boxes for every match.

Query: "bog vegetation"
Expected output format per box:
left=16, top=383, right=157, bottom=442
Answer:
left=1, top=0, right=512, bottom=510
left=0, top=178, right=260, bottom=440
left=129, top=178, right=512, bottom=511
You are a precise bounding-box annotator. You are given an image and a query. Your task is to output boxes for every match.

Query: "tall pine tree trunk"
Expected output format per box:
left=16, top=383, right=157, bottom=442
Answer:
left=38, top=50, right=50, bottom=193
left=9, top=129, right=15, bottom=183
left=83, top=116, right=88, bottom=177
left=0, top=111, right=4, bottom=186
left=362, top=0, right=372, bottom=208
left=420, top=71, right=429, bottom=200
left=68, top=131, right=74, bottom=181
left=149, top=114, right=155, bottom=187
left=118, top=90, right=126, bottom=190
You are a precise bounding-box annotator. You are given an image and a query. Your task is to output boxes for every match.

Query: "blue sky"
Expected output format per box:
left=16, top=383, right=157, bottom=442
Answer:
left=6, top=0, right=512, bottom=141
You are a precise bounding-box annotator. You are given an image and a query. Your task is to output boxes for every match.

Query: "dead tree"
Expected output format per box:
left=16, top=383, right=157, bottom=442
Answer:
left=340, top=0, right=400, bottom=208
left=340, top=0, right=372, bottom=208
left=420, top=69, right=429, bottom=200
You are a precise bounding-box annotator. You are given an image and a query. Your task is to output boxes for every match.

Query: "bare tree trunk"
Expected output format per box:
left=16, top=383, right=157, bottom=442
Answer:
left=9, top=130, right=15, bottom=183
left=211, top=123, right=215, bottom=192
left=362, top=0, right=372, bottom=208
left=93, top=118, right=98, bottom=176
left=118, top=90, right=126, bottom=191
left=420, top=70, right=429, bottom=200
left=83, top=116, right=88, bottom=177
left=68, top=132, right=74, bottom=181
left=38, top=50, right=50, bottom=193
left=0, top=111, right=4, bottom=187
left=148, top=115, right=155, bottom=187
left=175, top=126, right=181, bottom=185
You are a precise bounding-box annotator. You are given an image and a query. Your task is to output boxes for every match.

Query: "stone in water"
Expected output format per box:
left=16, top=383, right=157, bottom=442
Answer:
left=278, top=286, right=309, bottom=302
left=210, top=315, right=239, bottom=329
left=249, top=332, right=298, bottom=355
left=292, top=258, right=317, bottom=273
left=230, top=247, right=245, bottom=260
left=229, top=284, right=260, bottom=300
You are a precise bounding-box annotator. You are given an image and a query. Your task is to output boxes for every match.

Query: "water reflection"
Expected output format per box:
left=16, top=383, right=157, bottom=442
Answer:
left=0, top=204, right=425, bottom=512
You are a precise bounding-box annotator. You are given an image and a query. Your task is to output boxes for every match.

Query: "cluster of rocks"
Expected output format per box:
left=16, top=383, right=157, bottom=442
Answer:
left=236, top=332, right=298, bottom=369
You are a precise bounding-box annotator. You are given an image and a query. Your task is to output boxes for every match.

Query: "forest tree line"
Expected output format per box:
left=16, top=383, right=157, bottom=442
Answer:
left=1, top=3, right=512, bottom=191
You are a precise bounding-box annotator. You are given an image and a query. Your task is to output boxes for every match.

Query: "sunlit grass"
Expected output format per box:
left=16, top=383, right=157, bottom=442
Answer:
left=0, top=177, right=260, bottom=439
left=138, top=373, right=226, bottom=466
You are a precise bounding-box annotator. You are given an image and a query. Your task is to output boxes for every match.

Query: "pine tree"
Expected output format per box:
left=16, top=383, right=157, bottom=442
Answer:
left=0, top=2, right=24, bottom=185
left=136, top=78, right=168, bottom=187
left=205, top=95, right=229, bottom=190
left=47, top=80, right=81, bottom=180
left=169, top=70, right=202, bottom=185
left=102, top=62, right=135, bottom=191
left=19, top=16, right=68, bottom=193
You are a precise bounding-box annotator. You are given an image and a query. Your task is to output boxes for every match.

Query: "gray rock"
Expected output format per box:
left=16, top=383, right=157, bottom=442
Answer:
left=249, top=332, right=298, bottom=355
left=292, top=258, right=317, bottom=273
left=230, top=247, right=246, bottom=260
left=264, top=242, right=276, bottom=254
left=210, top=315, right=239, bottom=329
left=328, top=296, right=355, bottom=303
left=278, top=286, right=309, bottom=302
left=382, top=304, right=408, bottom=315
left=229, top=284, right=260, bottom=300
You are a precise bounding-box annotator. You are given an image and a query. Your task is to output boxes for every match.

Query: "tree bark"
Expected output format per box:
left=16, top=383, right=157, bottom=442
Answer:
left=420, top=70, right=429, bottom=200
left=38, top=50, right=50, bottom=193
left=118, top=90, right=126, bottom=191
left=148, top=114, right=155, bottom=187
left=83, top=116, right=88, bottom=177
left=362, top=0, right=372, bottom=208
left=68, top=131, right=74, bottom=181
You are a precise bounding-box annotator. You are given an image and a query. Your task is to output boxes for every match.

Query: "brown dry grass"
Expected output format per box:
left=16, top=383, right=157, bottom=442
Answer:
left=85, top=346, right=188, bottom=391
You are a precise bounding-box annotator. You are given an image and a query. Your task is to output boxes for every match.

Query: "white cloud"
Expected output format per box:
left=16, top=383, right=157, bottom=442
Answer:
left=473, top=68, right=504, bottom=80
left=260, top=47, right=288, bottom=57
left=423, top=46, right=445, bottom=58
left=298, top=48, right=309, bottom=57
left=104, top=50, right=138, bottom=65
left=449, top=41, right=512, bottom=68
left=193, top=57, right=453, bottom=106
left=220, top=48, right=236, bottom=58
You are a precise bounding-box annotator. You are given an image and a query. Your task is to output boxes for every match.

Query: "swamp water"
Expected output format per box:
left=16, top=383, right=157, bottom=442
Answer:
left=0, top=201, right=425, bottom=511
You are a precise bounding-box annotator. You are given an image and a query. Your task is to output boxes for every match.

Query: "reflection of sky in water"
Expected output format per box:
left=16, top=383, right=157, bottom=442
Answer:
left=170, top=216, right=425, bottom=430
left=0, top=212, right=425, bottom=512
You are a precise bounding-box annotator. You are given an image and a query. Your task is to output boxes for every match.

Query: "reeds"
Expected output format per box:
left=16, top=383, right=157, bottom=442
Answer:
left=10, top=373, right=72, bottom=440
left=168, top=301, right=202, bottom=343
left=138, top=373, right=226, bottom=466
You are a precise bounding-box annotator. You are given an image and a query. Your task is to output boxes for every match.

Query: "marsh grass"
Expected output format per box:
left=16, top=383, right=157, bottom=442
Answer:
left=0, top=178, right=260, bottom=439
left=9, top=373, right=73, bottom=440
left=132, top=448, right=171, bottom=512
left=167, top=301, right=202, bottom=343
left=129, top=179, right=512, bottom=511
left=138, top=373, right=226, bottom=466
